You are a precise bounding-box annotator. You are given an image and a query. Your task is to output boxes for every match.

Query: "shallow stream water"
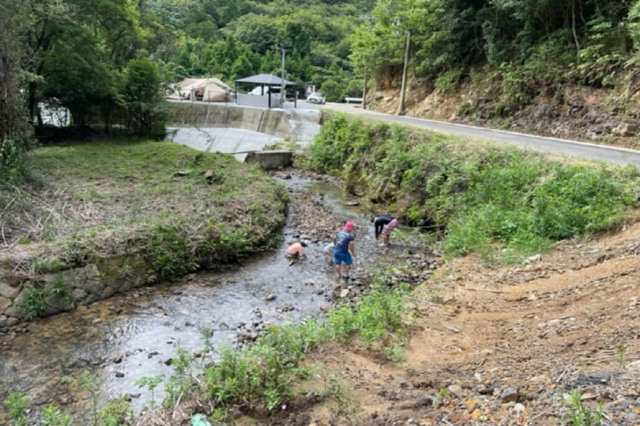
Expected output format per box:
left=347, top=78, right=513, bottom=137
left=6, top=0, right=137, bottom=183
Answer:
left=0, top=177, right=423, bottom=421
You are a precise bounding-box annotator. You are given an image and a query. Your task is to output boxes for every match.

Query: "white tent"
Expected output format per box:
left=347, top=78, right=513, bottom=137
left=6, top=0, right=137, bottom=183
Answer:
left=172, top=78, right=233, bottom=102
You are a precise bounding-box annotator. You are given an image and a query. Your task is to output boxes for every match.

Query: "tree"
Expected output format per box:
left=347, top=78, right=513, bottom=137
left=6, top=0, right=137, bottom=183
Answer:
left=0, top=0, right=33, bottom=183
left=123, top=57, right=166, bottom=136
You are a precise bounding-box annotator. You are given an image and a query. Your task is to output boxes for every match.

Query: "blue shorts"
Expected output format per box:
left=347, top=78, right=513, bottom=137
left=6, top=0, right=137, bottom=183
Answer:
left=333, top=251, right=352, bottom=266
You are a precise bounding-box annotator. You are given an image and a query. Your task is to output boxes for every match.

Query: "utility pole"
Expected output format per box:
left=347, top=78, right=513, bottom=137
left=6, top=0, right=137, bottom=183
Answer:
left=362, top=62, right=367, bottom=110
left=396, top=30, right=410, bottom=116
left=280, top=48, right=286, bottom=106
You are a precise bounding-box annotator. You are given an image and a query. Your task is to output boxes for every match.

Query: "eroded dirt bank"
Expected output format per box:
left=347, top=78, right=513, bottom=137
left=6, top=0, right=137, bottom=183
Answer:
left=269, top=219, right=640, bottom=425
left=370, top=85, right=640, bottom=150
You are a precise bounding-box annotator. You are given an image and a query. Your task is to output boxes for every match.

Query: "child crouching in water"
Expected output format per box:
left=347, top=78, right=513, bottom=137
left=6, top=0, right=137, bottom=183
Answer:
left=286, top=241, right=308, bottom=259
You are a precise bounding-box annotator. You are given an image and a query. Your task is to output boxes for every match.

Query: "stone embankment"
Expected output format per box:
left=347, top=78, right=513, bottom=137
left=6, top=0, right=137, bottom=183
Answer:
left=0, top=252, right=153, bottom=328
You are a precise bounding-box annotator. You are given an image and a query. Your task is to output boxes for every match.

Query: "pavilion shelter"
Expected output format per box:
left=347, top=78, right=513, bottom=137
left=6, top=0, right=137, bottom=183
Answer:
left=235, top=74, right=297, bottom=108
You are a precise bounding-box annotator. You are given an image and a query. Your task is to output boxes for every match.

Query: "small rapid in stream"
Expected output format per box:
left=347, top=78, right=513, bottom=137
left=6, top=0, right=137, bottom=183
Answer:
left=0, top=176, right=427, bottom=421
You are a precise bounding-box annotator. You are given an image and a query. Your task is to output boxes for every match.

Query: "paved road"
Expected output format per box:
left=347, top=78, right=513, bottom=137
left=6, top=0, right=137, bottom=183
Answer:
left=314, top=102, right=640, bottom=167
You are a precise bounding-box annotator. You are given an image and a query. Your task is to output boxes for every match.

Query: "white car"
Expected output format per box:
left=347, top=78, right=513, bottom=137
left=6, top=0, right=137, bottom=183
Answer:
left=307, top=92, right=326, bottom=104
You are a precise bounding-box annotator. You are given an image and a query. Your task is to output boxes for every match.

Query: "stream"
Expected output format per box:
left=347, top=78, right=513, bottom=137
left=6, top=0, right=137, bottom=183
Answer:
left=0, top=176, right=426, bottom=422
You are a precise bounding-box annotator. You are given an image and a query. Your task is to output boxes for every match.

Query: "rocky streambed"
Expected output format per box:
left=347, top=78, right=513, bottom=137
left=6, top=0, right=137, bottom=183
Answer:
left=0, top=173, right=438, bottom=422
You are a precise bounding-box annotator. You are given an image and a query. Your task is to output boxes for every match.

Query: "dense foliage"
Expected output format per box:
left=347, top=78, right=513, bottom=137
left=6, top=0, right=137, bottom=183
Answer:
left=351, top=0, right=640, bottom=116
left=309, top=114, right=640, bottom=261
left=5, top=0, right=640, bottom=153
left=146, top=0, right=375, bottom=101
left=0, top=1, right=33, bottom=184
left=0, top=0, right=376, bottom=175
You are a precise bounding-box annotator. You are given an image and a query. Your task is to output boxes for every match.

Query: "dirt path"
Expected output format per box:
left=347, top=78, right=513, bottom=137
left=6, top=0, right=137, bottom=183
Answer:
left=271, top=219, right=640, bottom=425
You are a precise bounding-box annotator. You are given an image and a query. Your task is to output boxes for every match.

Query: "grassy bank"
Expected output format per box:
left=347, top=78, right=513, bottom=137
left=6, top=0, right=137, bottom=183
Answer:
left=0, top=140, right=288, bottom=317
left=307, top=114, right=640, bottom=261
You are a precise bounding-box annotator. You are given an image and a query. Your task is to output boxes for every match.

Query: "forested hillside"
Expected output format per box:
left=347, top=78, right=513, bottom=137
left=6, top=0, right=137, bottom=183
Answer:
left=146, top=0, right=375, bottom=101
left=350, top=0, right=640, bottom=141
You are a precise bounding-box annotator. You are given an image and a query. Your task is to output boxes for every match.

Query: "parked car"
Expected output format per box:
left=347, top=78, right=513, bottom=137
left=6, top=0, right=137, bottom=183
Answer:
left=307, top=92, right=326, bottom=104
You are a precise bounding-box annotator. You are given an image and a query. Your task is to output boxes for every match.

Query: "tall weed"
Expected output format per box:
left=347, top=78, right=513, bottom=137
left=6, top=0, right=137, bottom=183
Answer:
left=202, top=276, right=410, bottom=412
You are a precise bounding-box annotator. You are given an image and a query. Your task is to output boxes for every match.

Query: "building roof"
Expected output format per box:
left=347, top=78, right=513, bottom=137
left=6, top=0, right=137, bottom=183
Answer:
left=235, top=74, right=296, bottom=86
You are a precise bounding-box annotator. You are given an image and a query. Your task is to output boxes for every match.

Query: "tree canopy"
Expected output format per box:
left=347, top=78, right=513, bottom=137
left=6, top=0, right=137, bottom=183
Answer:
left=351, top=0, right=640, bottom=107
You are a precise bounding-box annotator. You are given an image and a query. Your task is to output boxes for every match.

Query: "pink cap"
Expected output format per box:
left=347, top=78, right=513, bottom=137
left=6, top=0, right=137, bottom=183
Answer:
left=344, top=221, right=355, bottom=232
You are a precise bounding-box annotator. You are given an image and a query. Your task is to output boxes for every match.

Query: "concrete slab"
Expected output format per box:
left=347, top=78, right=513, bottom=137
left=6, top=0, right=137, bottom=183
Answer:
left=167, top=101, right=323, bottom=145
left=165, top=127, right=283, bottom=161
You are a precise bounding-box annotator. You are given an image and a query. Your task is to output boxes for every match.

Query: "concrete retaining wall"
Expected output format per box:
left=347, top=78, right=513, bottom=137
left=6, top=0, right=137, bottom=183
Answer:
left=165, top=127, right=283, bottom=162
left=169, top=102, right=295, bottom=140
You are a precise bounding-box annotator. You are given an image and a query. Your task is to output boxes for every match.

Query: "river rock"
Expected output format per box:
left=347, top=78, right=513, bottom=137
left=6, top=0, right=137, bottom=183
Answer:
left=447, top=384, right=463, bottom=397
left=500, top=387, right=519, bottom=403
left=278, top=303, right=295, bottom=313
left=100, top=286, right=117, bottom=300
left=4, top=306, right=25, bottom=319
left=0, top=297, right=11, bottom=311
left=71, top=289, right=88, bottom=301
left=477, top=384, right=492, bottom=395
left=0, top=281, right=20, bottom=298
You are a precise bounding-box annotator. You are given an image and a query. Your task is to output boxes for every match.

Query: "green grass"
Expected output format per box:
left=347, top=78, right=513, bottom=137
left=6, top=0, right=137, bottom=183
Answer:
left=7, top=140, right=286, bottom=237
left=307, top=114, right=640, bottom=262
left=0, top=140, right=286, bottom=245
left=563, top=390, right=604, bottom=426
left=0, top=140, right=288, bottom=317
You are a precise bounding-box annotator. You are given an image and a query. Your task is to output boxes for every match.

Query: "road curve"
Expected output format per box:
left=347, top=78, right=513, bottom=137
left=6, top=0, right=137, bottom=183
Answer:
left=319, top=102, right=640, bottom=167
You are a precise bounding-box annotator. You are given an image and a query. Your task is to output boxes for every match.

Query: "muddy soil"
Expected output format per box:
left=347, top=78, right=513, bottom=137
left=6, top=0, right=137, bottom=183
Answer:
left=266, top=220, right=640, bottom=425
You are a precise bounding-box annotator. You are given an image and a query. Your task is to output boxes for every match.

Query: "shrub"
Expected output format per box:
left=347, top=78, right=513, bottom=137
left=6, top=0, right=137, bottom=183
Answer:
left=0, top=138, right=30, bottom=185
